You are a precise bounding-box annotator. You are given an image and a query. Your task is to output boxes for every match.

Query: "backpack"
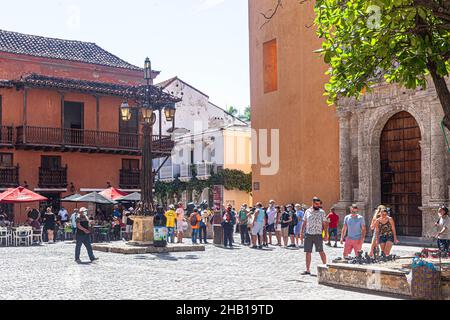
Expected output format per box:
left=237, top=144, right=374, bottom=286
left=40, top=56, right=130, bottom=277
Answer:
left=190, top=213, right=198, bottom=227
left=291, top=213, right=298, bottom=226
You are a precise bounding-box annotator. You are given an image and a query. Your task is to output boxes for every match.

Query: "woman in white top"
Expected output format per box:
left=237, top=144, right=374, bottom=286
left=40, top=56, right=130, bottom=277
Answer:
left=435, top=205, right=449, bottom=253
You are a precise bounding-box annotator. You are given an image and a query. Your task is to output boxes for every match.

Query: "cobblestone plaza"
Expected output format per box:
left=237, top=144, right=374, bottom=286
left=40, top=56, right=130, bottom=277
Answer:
left=0, top=238, right=422, bottom=300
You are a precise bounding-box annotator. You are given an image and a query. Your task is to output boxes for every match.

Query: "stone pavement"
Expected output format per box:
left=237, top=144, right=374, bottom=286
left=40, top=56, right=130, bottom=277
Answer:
left=0, top=237, right=422, bottom=300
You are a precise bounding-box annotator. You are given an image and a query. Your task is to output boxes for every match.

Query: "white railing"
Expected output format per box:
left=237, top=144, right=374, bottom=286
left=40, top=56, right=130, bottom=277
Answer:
left=180, top=164, right=192, bottom=180
left=159, top=166, right=174, bottom=180
left=196, top=162, right=214, bottom=179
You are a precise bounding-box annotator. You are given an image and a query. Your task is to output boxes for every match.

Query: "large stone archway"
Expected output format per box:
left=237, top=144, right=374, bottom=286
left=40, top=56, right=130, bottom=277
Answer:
left=334, top=82, right=449, bottom=238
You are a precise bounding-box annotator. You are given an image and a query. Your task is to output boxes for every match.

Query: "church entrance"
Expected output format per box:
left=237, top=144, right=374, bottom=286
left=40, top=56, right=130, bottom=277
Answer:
left=380, top=111, right=422, bottom=236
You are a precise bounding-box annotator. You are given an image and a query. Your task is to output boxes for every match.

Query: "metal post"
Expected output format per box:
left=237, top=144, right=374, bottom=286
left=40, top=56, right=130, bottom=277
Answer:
left=141, top=122, right=153, bottom=215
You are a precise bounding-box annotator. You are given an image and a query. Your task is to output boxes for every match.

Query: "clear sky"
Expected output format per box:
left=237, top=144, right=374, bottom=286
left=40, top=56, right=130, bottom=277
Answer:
left=0, top=0, right=249, bottom=112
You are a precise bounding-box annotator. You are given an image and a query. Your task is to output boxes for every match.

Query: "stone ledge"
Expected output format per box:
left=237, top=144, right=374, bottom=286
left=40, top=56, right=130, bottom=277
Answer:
left=318, top=263, right=450, bottom=300
left=92, top=242, right=206, bottom=255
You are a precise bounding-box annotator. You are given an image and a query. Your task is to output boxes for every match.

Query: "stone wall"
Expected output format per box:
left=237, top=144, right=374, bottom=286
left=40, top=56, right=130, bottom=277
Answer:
left=318, top=263, right=450, bottom=300
left=335, top=80, right=450, bottom=237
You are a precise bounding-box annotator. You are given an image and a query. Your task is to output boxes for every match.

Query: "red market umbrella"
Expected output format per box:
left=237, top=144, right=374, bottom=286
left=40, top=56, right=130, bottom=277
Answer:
left=0, top=187, right=48, bottom=225
left=99, top=187, right=128, bottom=201
left=0, top=187, right=48, bottom=203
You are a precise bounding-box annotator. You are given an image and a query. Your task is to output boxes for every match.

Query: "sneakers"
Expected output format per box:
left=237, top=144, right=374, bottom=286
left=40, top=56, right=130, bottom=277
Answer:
left=90, top=257, right=99, bottom=262
left=251, top=245, right=258, bottom=249
left=301, top=271, right=311, bottom=276
left=75, top=259, right=82, bottom=264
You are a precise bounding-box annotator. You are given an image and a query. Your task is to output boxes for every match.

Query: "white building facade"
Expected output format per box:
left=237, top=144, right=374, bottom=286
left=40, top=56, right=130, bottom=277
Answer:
left=153, top=77, right=251, bottom=207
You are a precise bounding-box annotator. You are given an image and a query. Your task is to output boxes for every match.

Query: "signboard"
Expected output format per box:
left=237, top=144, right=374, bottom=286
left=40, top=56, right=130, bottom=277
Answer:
left=154, top=226, right=168, bottom=241
left=212, top=185, right=223, bottom=211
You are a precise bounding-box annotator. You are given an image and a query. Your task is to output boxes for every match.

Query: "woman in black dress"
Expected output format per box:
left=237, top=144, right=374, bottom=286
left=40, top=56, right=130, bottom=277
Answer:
left=43, top=207, right=56, bottom=243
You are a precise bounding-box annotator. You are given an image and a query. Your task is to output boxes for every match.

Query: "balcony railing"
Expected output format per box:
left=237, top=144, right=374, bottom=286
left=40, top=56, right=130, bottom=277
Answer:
left=0, top=126, right=14, bottom=145
left=39, top=166, right=68, bottom=188
left=159, top=166, right=174, bottom=181
left=0, top=166, right=19, bottom=188
left=196, top=162, right=215, bottom=180
left=15, top=126, right=174, bottom=157
left=179, top=164, right=192, bottom=182
left=120, top=169, right=140, bottom=189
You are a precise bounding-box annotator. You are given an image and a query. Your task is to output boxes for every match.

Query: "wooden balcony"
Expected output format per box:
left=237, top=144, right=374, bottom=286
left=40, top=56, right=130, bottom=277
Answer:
left=119, top=169, right=140, bottom=189
left=39, top=166, right=68, bottom=188
left=15, top=126, right=174, bottom=158
left=0, top=166, right=19, bottom=188
left=0, top=126, right=14, bottom=147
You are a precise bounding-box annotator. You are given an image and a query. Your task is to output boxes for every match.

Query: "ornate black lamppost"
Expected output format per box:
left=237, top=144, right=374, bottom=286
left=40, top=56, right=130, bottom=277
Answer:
left=120, top=58, right=176, bottom=217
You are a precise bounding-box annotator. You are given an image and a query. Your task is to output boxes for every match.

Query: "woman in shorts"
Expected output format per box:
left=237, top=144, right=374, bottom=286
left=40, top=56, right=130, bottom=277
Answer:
left=375, top=208, right=399, bottom=255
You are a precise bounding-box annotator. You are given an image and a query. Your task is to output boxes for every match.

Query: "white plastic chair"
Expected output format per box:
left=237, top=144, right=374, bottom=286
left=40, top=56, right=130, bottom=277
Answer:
left=14, top=227, right=32, bottom=246
left=0, top=227, right=11, bottom=246
left=32, top=227, right=43, bottom=244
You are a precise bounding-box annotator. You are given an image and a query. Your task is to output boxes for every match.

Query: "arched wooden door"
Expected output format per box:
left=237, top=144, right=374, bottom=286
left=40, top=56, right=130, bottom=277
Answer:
left=380, top=111, right=422, bottom=236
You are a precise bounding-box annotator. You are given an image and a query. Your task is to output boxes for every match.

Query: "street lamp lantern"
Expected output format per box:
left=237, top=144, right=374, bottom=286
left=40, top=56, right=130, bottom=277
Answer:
left=141, top=108, right=156, bottom=124
left=120, top=101, right=131, bottom=121
left=164, top=103, right=176, bottom=122
left=144, top=57, right=152, bottom=81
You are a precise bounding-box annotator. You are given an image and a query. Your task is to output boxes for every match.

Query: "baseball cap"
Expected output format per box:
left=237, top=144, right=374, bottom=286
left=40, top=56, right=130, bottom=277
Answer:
left=312, top=197, right=321, bottom=202
left=79, top=207, right=89, bottom=213
left=351, top=204, right=358, bottom=209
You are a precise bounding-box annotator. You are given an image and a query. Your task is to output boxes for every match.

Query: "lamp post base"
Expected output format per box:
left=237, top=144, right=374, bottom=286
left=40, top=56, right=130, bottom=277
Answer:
left=127, top=216, right=154, bottom=246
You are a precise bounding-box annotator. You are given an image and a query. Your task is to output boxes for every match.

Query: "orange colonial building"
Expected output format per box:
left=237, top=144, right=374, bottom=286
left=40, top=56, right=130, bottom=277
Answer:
left=0, top=30, right=174, bottom=221
left=248, top=1, right=340, bottom=209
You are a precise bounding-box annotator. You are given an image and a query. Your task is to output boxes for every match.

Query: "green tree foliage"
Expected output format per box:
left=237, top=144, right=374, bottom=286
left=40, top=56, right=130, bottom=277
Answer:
left=314, top=0, right=450, bottom=129
left=227, top=106, right=239, bottom=116
left=154, top=169, right=252, bottom=204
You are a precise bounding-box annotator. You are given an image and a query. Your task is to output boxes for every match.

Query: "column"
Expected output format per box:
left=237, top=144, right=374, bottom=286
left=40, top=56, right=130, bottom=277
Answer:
left=338, top=110, right=352, bottom=202
left=430, top=104, right=447, bottom=202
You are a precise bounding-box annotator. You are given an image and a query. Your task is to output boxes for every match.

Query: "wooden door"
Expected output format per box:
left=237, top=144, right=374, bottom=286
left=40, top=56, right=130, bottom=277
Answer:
left=380, top=111, right=422, bottom=236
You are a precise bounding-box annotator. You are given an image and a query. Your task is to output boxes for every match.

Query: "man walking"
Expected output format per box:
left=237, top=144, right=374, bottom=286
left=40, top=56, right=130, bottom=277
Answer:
left=238, top=204, right=250, bottom=245
left=341, top=204, right=366, bottom=259
left=300, top=197, right=328, bottom=275
left=75, top=207, right=98, bottom=264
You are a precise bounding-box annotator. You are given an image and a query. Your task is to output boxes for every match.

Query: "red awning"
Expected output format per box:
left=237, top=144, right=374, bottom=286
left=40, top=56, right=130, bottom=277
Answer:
left=0, top=187, right=48, bottom=203
left=99, top=187, right=128, bottom=201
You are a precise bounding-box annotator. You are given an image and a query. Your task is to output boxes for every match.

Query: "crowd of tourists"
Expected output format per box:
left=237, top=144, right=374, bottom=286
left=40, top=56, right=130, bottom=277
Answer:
left=2, top=196, right=448, bottom=268
left=162, top=196, right=449, bottom=274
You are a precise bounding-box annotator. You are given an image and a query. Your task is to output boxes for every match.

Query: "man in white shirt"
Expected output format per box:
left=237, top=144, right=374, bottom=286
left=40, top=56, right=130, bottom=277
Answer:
left=58, top=207, right=69, bottom=224
left=300, top=197, right=328, bottom=276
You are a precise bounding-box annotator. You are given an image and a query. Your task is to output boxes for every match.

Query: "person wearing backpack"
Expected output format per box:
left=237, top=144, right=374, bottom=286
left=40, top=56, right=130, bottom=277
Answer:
left=222, top=205, right=236, bottom=248
left=288, top=204, right=298, bottom=248
left=190, top=209, right=201, bottom=244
